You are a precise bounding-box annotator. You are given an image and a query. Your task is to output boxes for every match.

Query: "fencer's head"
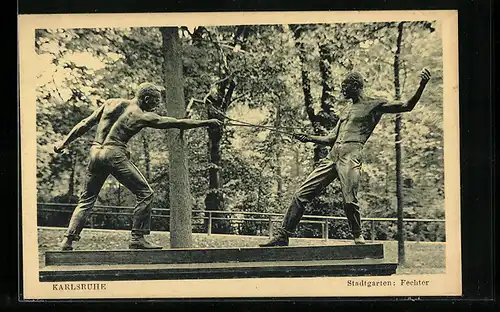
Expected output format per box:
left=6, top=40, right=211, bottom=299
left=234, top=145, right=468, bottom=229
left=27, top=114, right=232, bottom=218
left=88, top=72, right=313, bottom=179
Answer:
left=341, top=72, right=364, bottom=99
left=136, top=83, right=163, bottom=111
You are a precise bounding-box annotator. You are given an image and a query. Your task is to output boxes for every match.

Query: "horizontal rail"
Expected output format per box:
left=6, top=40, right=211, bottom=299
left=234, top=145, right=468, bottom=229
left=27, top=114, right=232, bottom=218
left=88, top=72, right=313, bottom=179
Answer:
left=37, top=203, right=445, bottom=223
left=37, top=202, right=445, bottom=242
left=38, top=209, right=331, bottom=225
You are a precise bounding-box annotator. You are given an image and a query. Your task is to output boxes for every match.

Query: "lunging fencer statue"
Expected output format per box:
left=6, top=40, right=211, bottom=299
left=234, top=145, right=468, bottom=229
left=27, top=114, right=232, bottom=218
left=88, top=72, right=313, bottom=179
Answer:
left=54, top=83, right=223, bottom=250
left=260, top=69, right=432, bottom=247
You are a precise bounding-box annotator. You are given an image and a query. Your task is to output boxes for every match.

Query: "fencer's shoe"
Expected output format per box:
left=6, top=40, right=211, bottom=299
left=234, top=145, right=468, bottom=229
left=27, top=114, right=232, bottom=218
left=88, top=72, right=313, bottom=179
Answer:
left=129, top=235, right=163, bottom=250
left=60, top=238, right=74, bottom=251
left=354, top=235, right=366, bottom=245
left=259, top=228, right=291, bottom=247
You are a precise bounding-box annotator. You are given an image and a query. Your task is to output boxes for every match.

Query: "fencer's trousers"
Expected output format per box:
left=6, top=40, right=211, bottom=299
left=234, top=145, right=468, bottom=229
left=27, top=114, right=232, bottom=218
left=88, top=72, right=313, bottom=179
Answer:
left=281, top=142, right=364, bottom=237
left=65, top=143, right=154, bottom=241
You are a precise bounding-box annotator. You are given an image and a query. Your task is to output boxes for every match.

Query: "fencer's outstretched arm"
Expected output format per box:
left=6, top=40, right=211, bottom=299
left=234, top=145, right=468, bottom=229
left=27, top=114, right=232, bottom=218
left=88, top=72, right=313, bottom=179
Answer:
left=140, top=112, right=223, bottom=130
left=293, top=120, right=342, bottom=146
left=54, top=104, right=106, bottom=153
left=376, top=69, right=431, bottom=114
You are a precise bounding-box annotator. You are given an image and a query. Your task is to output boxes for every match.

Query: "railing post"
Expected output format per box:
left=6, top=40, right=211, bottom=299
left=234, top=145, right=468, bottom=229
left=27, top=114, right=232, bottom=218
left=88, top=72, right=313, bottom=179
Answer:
left=416, top=221, right=420, bottom=243
left=268, top=216, right=273, bottom=238
left=324, top=219, right=329, bottom=241
left=90, top=214, right=94, bottom=229
left=371, top=220, right=375, bottom=243
left=207, top=211, right=212, bottom=235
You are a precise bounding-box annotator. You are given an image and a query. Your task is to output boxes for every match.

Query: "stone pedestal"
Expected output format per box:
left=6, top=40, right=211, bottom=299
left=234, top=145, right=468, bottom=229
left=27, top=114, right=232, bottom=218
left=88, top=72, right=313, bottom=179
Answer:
left=40, top=244, right=397, bottom=282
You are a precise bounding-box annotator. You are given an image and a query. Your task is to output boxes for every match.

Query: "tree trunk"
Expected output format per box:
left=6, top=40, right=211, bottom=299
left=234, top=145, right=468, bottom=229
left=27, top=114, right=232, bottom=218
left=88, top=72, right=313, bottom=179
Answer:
left=204, top=102, right=225, bottom=232
left=385, top=163, right=390, bottom=198
left=318, top=43, right=339, bottom=127
left=394, top=22, right=405, bottom=265
left=118, top=184, right=122, bottom=206
left=291, top=25, right=339, bottom=166
left=290, top=26, right=322, bottom=163
left=161, top=27, right=192, bottom=248
left=202, top=28, right=239, bottom=234
left=292, top=148, right=300, bottom=178
left=316, top=41, right=340, bottom=159
left=293, top=37, right=315, bottom=117
left=142, top=133, right=151, bottom=180
left=276, top=153, right=282, bottom=206
left=318, top=43, right=335, bottom=111
left=274, top=102, right=283, bottom=207
left=66, top=152, right=76, bottom=202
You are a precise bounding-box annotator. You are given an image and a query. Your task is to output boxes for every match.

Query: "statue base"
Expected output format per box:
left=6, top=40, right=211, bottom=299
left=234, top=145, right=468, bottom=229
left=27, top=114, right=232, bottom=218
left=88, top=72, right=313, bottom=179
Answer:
left=40, top=244, right=397, bottom=282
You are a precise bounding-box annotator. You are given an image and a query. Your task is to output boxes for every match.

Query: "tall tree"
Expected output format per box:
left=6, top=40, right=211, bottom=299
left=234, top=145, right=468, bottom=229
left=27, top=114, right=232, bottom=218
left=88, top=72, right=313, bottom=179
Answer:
left=189, top=26, right=243, bottom=233
left=274, top=100, right=283, bottom=206
left=141, top=132, right=151, bottom=180
left=161, top=27, right=192, bottom=248
left=316, top=29, right=341, bottom=157
left=290, top=24, right=322, bottom=165
left=393, top=22, right=405, bottom=264
left=289, top=24, right=339, bottom=165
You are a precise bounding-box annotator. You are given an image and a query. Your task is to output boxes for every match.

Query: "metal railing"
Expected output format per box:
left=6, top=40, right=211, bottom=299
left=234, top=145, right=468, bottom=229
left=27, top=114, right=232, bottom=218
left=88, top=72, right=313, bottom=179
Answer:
left=37, top=202, right=445, bottom=242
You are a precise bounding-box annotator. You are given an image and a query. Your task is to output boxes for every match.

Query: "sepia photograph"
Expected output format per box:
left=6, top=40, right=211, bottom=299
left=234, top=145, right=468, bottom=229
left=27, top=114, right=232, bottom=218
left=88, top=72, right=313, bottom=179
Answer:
left=18, top=10, right=460, bottom=299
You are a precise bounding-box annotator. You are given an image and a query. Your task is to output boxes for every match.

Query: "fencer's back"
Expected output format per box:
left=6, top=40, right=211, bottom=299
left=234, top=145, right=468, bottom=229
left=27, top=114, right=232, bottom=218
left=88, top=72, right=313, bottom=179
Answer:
left=94, top=99, right=143, bottom=146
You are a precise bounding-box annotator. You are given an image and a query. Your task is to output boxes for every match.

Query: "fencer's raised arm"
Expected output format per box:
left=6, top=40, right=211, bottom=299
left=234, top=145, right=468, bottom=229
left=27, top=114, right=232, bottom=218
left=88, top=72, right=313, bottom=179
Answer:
left=376, top=69, right=431, bottom=114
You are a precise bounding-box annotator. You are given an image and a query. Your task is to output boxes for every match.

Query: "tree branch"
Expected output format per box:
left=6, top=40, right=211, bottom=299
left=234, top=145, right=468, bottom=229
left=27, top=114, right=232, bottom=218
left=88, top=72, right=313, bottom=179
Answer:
left=221, top=79, right=237, bottom=111
left=51, top=76, right=65, bottom=102
left=228, top=91, right=251, bottom=105
left=86, top=29, right=163, bottom=60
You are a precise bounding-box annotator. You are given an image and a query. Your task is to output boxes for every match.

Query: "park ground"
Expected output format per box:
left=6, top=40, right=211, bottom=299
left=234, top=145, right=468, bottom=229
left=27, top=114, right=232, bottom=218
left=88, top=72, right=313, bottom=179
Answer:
left=37, top=227, right=445, bottom=275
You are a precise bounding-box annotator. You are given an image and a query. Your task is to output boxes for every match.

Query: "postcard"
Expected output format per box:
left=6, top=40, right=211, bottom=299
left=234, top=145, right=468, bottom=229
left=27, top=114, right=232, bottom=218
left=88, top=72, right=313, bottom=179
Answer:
left=18, top=10, right=460, bottom=299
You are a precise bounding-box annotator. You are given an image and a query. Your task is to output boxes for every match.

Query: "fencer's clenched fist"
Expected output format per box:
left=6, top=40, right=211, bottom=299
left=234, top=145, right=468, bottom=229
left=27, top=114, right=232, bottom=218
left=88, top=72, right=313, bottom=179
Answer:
left=419, top=68, right=431, bottom=85
left=293, top=133, right=311, bottom=143
left=208, top=119, right=224, bottom=127
left=53, top=140, right=67, bottom=154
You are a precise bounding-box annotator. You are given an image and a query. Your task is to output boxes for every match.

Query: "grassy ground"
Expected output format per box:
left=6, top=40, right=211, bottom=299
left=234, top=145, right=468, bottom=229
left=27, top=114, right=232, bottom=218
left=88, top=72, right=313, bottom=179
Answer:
left=37, top=227, right=445, bottom=275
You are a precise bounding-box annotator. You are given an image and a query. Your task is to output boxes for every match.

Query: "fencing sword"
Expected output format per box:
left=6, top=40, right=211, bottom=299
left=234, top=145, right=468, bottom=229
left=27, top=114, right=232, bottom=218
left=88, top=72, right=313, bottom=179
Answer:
left=208, top=105, right=307, bottom=137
